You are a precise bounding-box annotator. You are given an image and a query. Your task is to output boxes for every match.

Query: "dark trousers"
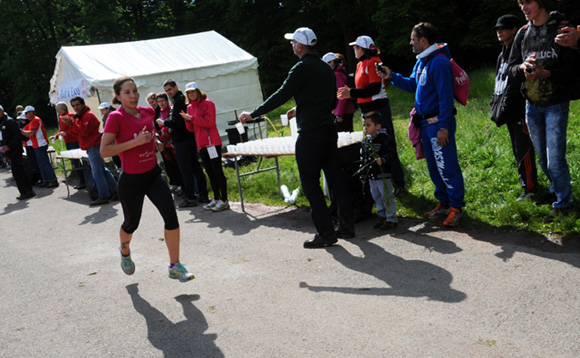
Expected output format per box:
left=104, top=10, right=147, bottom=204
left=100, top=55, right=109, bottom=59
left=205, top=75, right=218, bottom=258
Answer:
left=65, top=141, right=85, bottom=185
left=507, top=117, right=538, bottom=191
left=24, top=146, right=41, bottom=184
left=335, top=112, right=354, bottom=133
left=295, top=125, right=354, bottom=236
left=161, top=146, right=183, bottom=187
left=174, top=139, right=208, bottom=201
left=8, top=150, right=32, bottom=195
left=199, top=146, right=228, bottom=201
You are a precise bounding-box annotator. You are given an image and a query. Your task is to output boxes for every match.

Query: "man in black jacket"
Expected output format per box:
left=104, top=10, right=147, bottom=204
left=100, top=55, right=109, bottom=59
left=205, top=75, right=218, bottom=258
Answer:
left=0, top=105, right=35, bottom=200
left=490, top=14, right=538, bottom=202
left=159, top=80, right=208, bottom=208
left=239, top=27, right=355, bottom=248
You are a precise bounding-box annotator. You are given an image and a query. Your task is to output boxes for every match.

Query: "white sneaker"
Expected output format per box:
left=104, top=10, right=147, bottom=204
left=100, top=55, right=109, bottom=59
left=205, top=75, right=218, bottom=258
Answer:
left=203, top=199, right=218, bottom=210
left=211, top=200, right=230, bottom=212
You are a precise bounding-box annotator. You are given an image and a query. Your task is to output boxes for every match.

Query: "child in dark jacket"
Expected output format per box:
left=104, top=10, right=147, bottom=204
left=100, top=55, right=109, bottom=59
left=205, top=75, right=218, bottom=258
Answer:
left=360, top=111, right=397, bottom=229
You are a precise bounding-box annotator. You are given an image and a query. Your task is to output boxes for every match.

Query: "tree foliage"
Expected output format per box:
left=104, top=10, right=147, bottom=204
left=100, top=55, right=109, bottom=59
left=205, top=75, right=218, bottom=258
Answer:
left=0, top=0, right=579, bottom=125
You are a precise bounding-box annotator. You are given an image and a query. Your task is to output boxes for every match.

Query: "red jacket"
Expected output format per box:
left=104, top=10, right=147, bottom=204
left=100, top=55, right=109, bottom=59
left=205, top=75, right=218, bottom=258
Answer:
left=74, top=106, right=102, bottom=150
left=185, top=98, right=222, bottom=150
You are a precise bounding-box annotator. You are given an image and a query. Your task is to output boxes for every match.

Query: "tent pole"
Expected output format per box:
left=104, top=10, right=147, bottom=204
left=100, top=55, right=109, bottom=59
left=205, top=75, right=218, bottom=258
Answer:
left=95, top=88, right=102, bottom=104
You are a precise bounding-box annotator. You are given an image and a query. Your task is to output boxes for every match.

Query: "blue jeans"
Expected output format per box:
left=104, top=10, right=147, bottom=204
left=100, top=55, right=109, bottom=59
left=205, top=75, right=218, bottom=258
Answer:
left=525, top=102, right=572, bottom=208
left=369, top=178, right=397, bottom=223
left=34, top=145, right=57, bottom=181
left=86, top=145, right=117, bottom=199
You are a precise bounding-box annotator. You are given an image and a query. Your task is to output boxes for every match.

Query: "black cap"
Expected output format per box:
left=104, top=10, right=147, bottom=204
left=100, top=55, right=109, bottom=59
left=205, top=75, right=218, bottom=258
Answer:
left=495, top=14, right=521, bottom=29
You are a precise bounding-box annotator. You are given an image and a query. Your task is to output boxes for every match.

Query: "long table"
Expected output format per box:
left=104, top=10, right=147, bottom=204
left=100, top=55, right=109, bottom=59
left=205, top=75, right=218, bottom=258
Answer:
left=223, top=132, right=363, bottom=212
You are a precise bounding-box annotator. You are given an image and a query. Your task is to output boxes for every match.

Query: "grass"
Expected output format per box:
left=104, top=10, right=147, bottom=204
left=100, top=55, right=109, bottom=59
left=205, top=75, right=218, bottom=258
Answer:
left=44, top=69, right=580, bottom=236
left=219, top=67, right=580, bottom=237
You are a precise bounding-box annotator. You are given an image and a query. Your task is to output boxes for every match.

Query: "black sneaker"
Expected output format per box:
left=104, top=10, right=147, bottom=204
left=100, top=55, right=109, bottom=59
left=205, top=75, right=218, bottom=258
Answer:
left=516, top=190, right=536, bottom=202
left=303, top=233, right=338, bottom=249
left=17, top=191, right=36, bottom=200
left=46, top=180, right=59, bottom=188
left=535, top=192, right=557, bottom=206
left=373, top=217, right=386, bottom=229
left=542, top=206, right=573, bottom=224
left=178, top=198, right=197, bottom=208
left=90, top=197, right=110, bottom=206
left=380, top=221, right=398, bottom=230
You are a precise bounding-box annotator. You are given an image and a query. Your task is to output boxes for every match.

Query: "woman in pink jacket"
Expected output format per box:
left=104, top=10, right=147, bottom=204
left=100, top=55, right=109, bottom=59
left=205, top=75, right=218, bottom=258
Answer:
left=180, top=82, right=229, bottom=212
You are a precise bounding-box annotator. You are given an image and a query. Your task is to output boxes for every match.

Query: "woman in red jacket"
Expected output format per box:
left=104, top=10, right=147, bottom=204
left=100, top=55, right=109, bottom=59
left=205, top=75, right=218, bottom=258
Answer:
left=180, top=82, right=229, bottom=212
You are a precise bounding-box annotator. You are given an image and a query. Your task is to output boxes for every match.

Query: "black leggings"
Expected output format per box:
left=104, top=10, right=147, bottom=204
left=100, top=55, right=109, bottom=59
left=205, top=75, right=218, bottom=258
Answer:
left=118, top=165, right=179, bottom=234
left=199, top=146, right=228, bottom=201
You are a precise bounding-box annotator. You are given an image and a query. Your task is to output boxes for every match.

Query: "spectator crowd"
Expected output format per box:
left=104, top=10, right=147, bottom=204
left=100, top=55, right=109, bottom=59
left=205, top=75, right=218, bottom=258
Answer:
left=1, top=0, right=579, bottom=262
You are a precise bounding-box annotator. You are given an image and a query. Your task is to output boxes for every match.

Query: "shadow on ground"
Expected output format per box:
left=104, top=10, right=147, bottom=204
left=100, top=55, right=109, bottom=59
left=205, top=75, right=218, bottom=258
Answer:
left=300, top=237, right=467, bottom=303
left=126, top=283, right=224, bottom=358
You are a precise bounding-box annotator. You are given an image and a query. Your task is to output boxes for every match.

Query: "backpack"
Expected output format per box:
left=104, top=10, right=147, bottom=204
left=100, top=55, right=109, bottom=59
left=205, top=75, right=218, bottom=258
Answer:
left=431, top=53, right=470, bottom=106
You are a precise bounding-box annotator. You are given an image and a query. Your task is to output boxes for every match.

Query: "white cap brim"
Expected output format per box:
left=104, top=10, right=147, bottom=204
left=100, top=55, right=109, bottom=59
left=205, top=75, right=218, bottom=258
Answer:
left=284, top=33, right=294, bottom=41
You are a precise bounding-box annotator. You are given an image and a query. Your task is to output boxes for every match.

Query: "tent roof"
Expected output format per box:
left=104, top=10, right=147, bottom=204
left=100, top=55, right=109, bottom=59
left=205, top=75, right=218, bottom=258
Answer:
left=52, top=30, right=257, bottom=86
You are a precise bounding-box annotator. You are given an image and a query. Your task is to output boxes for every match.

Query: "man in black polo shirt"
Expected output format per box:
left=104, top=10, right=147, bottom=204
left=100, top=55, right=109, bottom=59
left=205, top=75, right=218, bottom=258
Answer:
left=239, top=27, right=354, bottom=248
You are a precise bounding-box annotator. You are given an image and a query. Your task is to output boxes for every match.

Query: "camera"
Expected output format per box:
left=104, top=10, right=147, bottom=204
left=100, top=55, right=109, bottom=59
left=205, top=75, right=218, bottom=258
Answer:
left=525, top=66, right=535, bottom=74
left=376, top=62, right=387, bottom=75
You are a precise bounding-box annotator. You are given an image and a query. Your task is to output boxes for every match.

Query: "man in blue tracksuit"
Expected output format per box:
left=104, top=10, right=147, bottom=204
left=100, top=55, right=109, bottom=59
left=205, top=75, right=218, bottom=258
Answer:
left=379, top=22, right=465, bottom=227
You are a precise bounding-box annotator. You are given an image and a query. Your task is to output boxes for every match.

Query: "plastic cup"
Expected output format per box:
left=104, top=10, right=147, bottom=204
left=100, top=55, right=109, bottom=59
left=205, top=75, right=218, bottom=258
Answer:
left=235, top=122, right=245, bottom=134
left=280, top=114, right=288, bottom=126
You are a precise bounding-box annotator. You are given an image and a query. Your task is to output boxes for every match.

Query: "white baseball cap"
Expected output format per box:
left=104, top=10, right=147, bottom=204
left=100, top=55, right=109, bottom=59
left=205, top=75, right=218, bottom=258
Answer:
left=24, top=105, right=35, bottom=113
left=18, top=113, right=26, bottom=120
left=349, top=35, right=376, bottom=50
left=184, top=82, right=199, bottom=92
left=98, top=102, right=111, bottom=109
left=284, top=27, right=317, bottom=46
left=322, top=52, right=339, bottom=63
left=0, top=105, right=4, bottom=111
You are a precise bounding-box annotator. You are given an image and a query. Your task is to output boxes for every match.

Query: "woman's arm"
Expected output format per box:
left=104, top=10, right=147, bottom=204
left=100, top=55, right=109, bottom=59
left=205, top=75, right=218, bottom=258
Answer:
left=100, top=127, right=152, bottom=158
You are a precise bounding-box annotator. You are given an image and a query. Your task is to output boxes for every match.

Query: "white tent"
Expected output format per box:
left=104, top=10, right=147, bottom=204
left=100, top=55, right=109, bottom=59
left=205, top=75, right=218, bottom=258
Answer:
left=48, top=30, right=265, bottom=142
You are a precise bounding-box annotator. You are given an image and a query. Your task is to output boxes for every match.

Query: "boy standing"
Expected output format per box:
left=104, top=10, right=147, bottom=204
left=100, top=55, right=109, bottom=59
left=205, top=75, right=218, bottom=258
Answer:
left=359, top=112, right=398, bottom=229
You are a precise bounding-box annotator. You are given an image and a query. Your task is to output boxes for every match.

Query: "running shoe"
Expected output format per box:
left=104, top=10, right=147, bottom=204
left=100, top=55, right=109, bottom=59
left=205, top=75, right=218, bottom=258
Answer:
left=424, top=203, right=449, bottom=219
left=203, top=199, right=218, bottom=210
left=120, top=251, right=135, bottom=275
left=443, top=207, right=463, bottom=227
left=211, top=200, right=230, bottom=212
left=168, top=262, right=195, bottom=282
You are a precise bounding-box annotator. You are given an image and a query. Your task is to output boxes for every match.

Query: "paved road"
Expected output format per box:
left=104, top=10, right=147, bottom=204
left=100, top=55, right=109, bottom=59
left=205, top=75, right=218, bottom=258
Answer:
left=1, top=169, right=579, bottom=357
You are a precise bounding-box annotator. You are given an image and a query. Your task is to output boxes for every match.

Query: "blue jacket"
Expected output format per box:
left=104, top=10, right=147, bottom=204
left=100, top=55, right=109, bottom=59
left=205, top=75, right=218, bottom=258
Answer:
left=390, top=43, right=455, bottom=129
